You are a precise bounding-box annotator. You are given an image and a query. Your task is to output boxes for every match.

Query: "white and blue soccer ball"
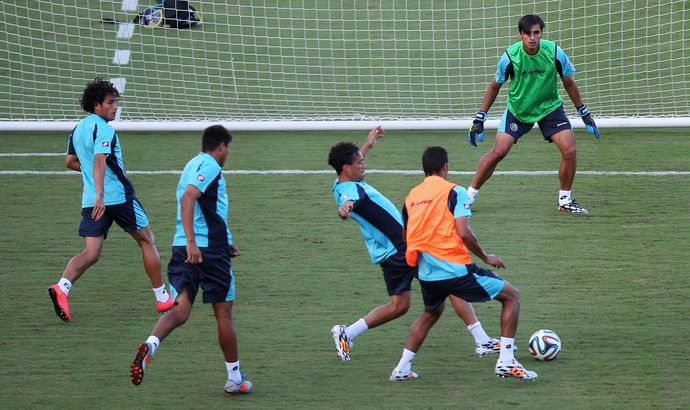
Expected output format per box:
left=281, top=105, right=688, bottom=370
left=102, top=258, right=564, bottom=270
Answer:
left=528, top=329, right=561, bottom=361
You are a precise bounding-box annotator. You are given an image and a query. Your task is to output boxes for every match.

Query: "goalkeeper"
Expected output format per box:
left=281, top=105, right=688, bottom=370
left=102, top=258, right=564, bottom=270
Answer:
left=467, top=14, right=599, bottom=214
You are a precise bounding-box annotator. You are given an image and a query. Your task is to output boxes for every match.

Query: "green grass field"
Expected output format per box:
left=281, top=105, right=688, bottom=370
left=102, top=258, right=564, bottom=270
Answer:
left=0, top=128, right=689, bottom=409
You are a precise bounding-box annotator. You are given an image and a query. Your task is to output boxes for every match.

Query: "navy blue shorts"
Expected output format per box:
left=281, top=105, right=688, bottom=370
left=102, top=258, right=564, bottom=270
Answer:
left=419, top=263, right=504, bottom=311
left=498, top=104, right=572, bottom=143
left=78, top=199, right=150, bottom=239
left=380, top=251, right=417, bottom=296
left=167, top=246, right=235, bottom=304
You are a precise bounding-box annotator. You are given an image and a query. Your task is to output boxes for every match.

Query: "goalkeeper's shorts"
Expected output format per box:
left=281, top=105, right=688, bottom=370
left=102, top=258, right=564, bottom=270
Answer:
left=499, top=104, right=571, bottom=142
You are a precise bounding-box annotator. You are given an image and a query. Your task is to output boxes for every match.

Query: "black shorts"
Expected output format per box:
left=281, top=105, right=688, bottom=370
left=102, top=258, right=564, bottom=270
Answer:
left=78, top=199, right=149, bottom=239
left=419, top=263, right=504, bottom=311
left=380, top=251, right=417, bottom=296
left=167, top=246, right=235, bottom=304
left=499, top=104, right=572, bottom=142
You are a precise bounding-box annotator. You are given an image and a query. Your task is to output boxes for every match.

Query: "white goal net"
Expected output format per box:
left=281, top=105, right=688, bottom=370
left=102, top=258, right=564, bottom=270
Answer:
left=1, top=0, right=688, bottom=131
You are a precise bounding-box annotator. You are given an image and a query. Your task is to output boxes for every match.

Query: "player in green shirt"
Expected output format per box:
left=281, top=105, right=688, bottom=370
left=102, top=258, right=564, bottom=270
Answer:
left=467, top=14, right=599, bottom=214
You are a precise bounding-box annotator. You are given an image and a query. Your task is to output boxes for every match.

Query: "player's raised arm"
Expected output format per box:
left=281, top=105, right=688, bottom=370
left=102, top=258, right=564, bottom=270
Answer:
left=359, top=126, right=384, bottom=158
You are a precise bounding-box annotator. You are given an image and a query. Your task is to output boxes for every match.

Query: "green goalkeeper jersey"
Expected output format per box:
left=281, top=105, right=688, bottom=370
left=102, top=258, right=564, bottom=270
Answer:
left=505, top=40, right=562, bottom=123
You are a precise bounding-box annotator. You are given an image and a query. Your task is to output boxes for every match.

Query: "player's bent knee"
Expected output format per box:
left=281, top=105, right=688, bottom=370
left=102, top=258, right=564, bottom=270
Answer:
left=394, top=302, right=411, bottom=316
left=497, top=281, right=520, bottom=302
left=489, top=148, right=510, bottom=162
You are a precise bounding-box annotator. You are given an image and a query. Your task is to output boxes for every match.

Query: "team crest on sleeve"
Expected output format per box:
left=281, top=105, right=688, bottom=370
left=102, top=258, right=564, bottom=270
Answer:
left=101, top=141, right=110, bottom=147
left=464, top=203, right=471, bottom=209
left=196, top=174, right=205, bottom=181
left=341, top=193, right=349, bottom=200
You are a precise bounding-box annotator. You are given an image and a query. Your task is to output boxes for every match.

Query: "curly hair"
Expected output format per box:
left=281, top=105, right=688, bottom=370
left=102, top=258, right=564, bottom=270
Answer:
left=80, top=78, right=119, bottom=113
left=328, top=142, right=359, bottom=175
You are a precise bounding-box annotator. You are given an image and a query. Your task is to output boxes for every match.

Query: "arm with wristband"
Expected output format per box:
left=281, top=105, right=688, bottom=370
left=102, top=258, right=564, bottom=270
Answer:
left=562, top=75, right=599, bottom=139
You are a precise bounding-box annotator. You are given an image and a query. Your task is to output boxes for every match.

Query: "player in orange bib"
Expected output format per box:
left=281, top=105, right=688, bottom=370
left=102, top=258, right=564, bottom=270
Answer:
left=390, top=146, right=537, bottom=381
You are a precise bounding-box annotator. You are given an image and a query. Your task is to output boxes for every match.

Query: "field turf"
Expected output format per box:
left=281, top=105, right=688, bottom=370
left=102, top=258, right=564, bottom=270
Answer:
left=0, top=128, right=688, bottom=408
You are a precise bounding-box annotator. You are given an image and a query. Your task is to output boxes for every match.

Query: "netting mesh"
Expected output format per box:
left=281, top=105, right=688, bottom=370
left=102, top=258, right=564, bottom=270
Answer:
left=1, top=0, right=688, bottom=124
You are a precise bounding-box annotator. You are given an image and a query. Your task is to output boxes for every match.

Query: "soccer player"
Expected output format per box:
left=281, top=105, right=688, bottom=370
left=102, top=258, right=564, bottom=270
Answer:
left=467, top=14, right=600, bottom=214
left=130, top=125, right=252, bottom=396
left=390, top=146, right=537, bottom=381
left=328, top=126, right=501, bottom=363
left=48, top=78, right=173, bottom=322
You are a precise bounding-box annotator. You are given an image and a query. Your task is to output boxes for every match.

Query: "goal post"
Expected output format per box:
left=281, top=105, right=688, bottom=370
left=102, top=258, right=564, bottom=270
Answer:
left=1, top=1, right=688, bottom=131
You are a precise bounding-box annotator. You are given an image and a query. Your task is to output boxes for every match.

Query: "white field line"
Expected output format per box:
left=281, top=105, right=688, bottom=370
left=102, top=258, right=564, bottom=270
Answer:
left=0, top=153, right=65, bottom=156
left=0, top=170, right=688, bottom=176
left=1, top=153, right=688, bottom=176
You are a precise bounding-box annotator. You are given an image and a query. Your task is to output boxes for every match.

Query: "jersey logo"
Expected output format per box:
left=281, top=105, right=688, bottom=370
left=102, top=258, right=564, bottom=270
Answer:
left=101, top=141, right=110, bottom=147
left=521, top=68, right=546, bottom=76
left=410, top=199, right=432, bottom=207
left=196, top=174, right=205, bottom=181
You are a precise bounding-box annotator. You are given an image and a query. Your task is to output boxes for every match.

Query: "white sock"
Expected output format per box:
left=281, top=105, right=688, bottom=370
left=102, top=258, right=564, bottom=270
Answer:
left=146, top=335, right=160, bottom=356
left=152, top=285, right=169, bottom=303
left=559, top=190, right=572, bottom=206
left=467, top=321, right=491, bottom=345
left=346, top=318, right=369, bottom=340
left=498, top=337, right=515, bottom=363
left=226, top=360, right=242, bottom=383
left=467, top=186, right=479, bottom=205
left=394, top=348, right=416, bottom=374
left=58, top=278, right=72, bottom=296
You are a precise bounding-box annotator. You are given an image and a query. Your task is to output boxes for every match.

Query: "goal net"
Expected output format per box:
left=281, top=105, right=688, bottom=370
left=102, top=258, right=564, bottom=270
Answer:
left=1, top=0, right=688, bottom=131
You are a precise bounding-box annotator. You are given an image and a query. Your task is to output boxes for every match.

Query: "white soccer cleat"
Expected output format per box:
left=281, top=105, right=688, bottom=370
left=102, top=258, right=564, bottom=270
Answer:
left=331, top=325, right=352, bottom=361
left=389, top=369, right=419, bottom=381
left=495, top=359, right=538, bottom=381
left=224, top=377, right=252, bottom=395
left=475, top=338, right=501, bottom=356
left=558, top=200, right=589, bottom=214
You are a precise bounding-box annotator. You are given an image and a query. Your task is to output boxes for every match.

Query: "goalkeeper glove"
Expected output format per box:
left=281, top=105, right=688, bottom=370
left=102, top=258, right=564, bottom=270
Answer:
left=468, top=111, right=487, bottom=147
left=577, top=105, right=600, bottom=139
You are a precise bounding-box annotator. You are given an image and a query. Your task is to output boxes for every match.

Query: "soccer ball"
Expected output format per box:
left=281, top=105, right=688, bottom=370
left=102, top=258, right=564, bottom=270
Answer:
left=141, top=6, right=164, bottom=28
left=528, top=329, right=561, bottom=361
